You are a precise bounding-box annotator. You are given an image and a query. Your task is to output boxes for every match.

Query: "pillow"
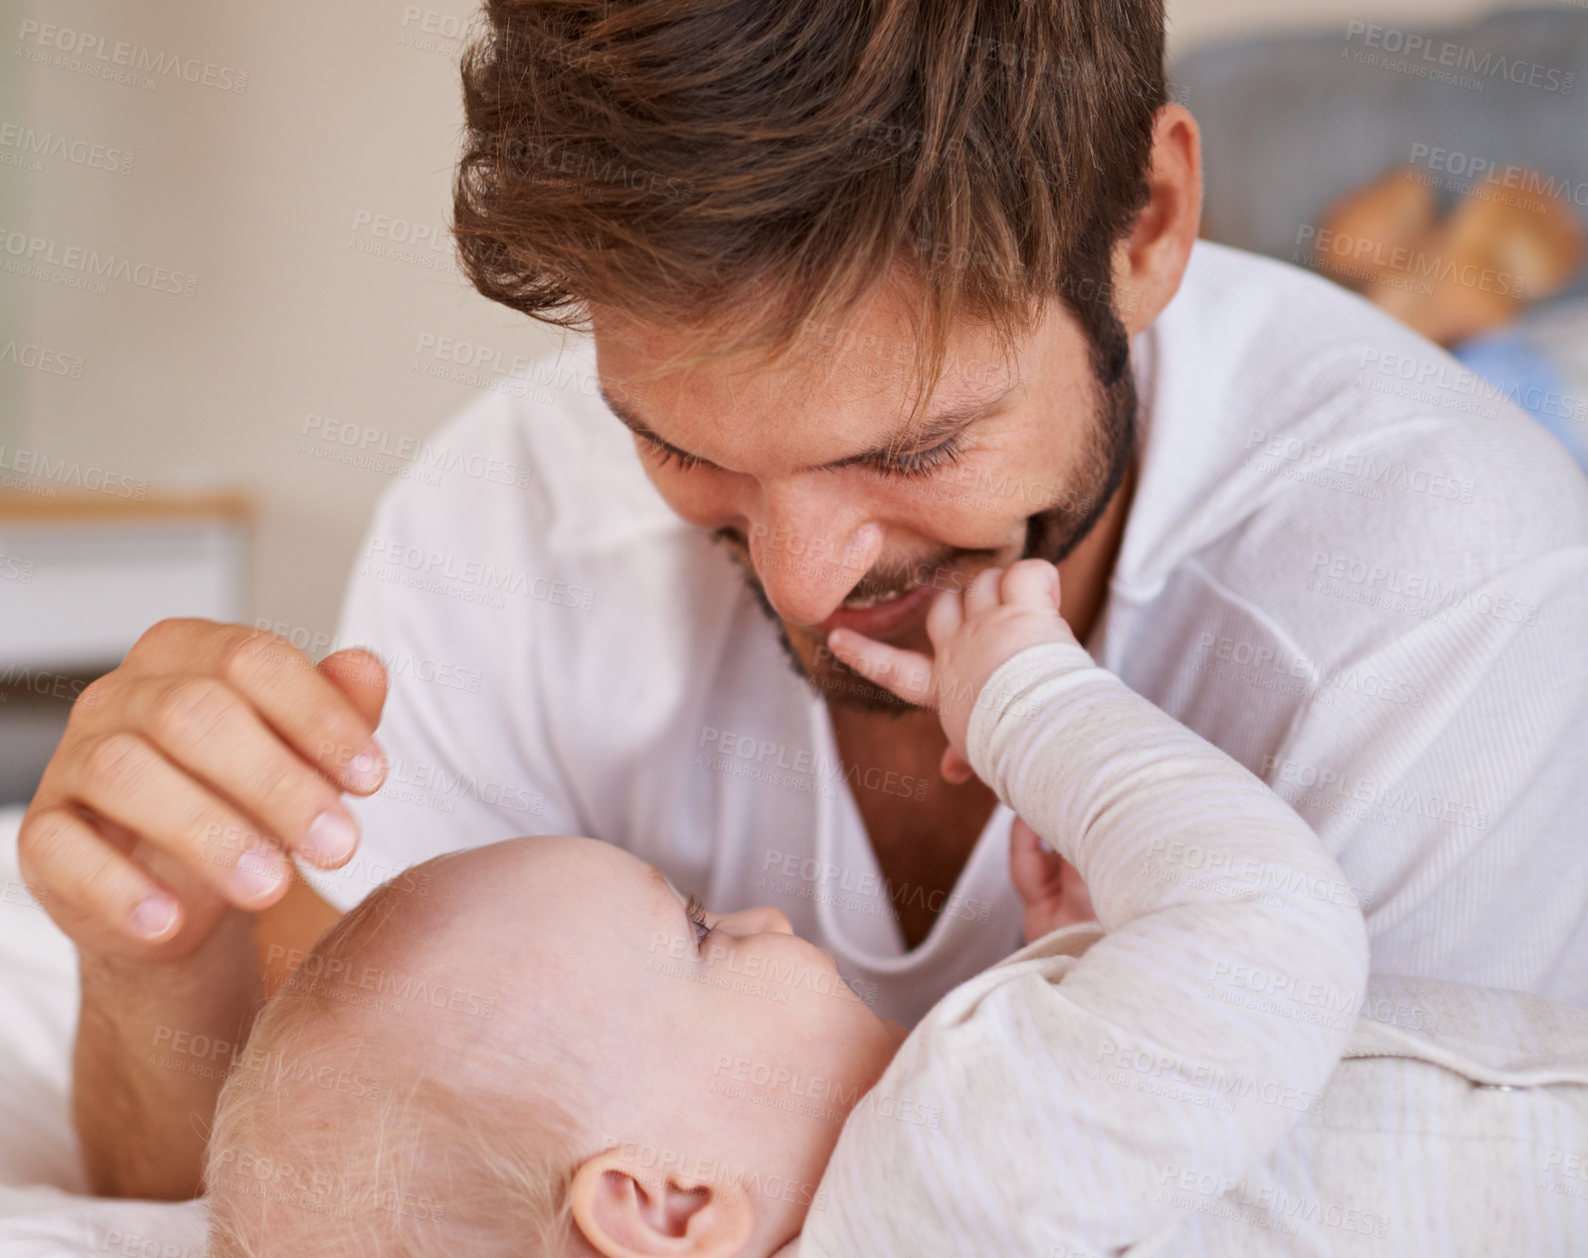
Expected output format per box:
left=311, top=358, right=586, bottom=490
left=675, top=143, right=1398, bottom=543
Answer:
left=1171, top=8, right=1588, bottom=303
left=1454, top=295, right=1588, bottom=472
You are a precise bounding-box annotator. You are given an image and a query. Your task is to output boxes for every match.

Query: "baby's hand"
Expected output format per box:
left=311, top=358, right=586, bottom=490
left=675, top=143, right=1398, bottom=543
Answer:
left=826, top=558, right=1076, bottom=782
left=1010, top=815, right=1097, bottom=940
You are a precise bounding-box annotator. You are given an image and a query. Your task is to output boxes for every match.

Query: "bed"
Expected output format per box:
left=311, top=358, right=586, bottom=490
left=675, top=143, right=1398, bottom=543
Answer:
left=0, top=804, right=209, bottom=1256
left=1173, top=7, right=1588, bottom=473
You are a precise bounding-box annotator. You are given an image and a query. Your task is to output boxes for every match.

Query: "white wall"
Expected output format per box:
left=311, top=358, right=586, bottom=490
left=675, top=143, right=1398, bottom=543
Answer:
left=11, top=0, right=560, bottom=649
left=8, top=0, right=1547, bottom=645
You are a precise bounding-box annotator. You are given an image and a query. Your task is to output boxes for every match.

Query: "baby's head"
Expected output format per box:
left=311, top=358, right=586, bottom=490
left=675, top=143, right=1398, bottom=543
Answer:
left=204, top=835, right=906, bottom=1257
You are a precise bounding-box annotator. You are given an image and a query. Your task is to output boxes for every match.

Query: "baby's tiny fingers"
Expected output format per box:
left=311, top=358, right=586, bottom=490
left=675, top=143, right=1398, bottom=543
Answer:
left=1009, top=816, right=1063, bottom=901
left=963, top=566, right=1005, bottom=616
left=939, top=743, right=975, bottom=785
left=825, top=629, right=936, bottom=707
left=1000, top=559, right=1062, bottom=610
left=924, top=586, right=964, bottom=651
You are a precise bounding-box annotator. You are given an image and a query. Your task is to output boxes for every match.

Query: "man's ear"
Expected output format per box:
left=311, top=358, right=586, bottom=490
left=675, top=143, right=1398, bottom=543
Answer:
left=569, top=1149, right=756, bottom=1258
left=1111, top=103, right=1204, bottom=337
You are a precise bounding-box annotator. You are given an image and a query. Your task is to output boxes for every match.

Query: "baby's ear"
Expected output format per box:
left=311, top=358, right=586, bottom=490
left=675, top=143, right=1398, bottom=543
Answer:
left=570, top=1149, right=755, bottom=1258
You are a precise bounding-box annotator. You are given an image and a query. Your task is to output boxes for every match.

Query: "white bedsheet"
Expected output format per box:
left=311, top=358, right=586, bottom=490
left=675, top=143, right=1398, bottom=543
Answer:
left=0, top=805, right=209, bottom=1257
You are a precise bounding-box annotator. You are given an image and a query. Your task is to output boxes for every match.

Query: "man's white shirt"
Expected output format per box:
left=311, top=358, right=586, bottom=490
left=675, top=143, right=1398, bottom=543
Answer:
left=300, top=240, right=1588, bottom=1020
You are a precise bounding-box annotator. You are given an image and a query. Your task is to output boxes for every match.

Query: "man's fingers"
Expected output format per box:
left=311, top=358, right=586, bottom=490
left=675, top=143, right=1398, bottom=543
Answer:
left=155, top=624, right=386, bottom=794
left=825, top=629, right=936, bottom=707
left=59, top=731, right=293, bottom=911
left=1000, top=559, right=1061, bottom=610
left=17, top=806, right=183, bottom=945
left=318, top=648, right=388, bottom=729
left=119, top=674, right=363, bottom=871
left=23, top=619, right=384, bottom=965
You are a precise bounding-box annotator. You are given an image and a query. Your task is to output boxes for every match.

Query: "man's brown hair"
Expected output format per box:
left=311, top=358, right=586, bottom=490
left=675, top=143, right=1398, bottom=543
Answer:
left=452, top=0, right=1167, bottom=411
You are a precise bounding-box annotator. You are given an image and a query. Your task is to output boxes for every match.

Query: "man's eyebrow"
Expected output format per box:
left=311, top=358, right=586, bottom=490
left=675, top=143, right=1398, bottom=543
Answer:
left=598, top=384, right=1012, bottom=473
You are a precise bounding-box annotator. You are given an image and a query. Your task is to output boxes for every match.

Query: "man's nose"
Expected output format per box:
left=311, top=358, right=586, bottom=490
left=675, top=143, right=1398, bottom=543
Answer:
left=746, top=486, right=885, bottom=626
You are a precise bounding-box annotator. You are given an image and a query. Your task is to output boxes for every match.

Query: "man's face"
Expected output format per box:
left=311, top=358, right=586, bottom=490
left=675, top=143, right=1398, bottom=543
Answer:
left=592, top=279, right=1135, bottom=712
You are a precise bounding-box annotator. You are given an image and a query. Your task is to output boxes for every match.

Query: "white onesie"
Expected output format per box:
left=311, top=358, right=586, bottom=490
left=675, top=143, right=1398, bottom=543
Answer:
left=781, top=642, right=1588, bottom=1257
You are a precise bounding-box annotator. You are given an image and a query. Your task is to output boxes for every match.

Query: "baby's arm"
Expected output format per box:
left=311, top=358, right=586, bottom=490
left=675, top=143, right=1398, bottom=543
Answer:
left=813, top=563, right=1370, bottom=1257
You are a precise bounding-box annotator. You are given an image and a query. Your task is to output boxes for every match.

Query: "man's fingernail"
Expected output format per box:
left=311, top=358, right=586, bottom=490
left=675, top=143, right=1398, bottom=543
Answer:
left=343, top=742, right=385, bottom=792
left=230, top=851, right=286, bottom=903
left=1037, top=835, right=1055, bottom=855
left=303, top=809, right=359, bottom=867
left=130, top=893, right=179, bottom=939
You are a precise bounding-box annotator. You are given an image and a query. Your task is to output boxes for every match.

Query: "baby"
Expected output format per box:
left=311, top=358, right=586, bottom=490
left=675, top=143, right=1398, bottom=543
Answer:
left=203, top=561, right=1588, bottom=1257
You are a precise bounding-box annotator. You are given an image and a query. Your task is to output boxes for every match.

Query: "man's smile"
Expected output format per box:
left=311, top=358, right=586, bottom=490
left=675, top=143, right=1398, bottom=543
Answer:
left=816, top=571, right=941, bottom=638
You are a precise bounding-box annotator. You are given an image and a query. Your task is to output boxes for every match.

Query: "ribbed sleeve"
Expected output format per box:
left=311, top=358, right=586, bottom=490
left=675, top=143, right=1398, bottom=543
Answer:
left=797, top=642, right=1371, bottom=1256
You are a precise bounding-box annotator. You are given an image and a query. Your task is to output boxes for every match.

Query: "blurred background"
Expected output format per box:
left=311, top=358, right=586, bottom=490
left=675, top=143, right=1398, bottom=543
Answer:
left=4, top=0, right=1587, bottom=804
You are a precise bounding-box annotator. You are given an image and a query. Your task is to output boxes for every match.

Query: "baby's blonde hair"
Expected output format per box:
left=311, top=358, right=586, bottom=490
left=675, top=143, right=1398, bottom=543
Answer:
left=203, top=873, right=592, bottom=1257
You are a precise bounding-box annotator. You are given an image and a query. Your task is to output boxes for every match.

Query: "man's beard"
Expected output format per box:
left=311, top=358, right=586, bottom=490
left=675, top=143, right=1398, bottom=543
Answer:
left=715, top=312, right=1139, bottom=715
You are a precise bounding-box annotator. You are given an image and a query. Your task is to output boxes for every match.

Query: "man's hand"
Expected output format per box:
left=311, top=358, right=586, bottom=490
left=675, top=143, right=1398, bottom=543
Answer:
left=18, top=619, right=387, bottom=964
left=825, top=558, right=1077, bottom=784
left=20, top=619, right=388, bottom=1198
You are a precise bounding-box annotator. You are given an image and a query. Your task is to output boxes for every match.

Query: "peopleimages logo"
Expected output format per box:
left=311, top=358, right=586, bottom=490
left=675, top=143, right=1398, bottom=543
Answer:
left=1262, top=754, right=1489, bottom=831
left=0, top=338, right=86, bottom=378
left=0, top=445, right=148, bottom=498
left=1307, top=551, right=1541, bottom=628
left=1342, top=21, right=1574, bottom=94
left=1408, top=142, right=1588, bottom=208
left=1296, top=224, right=1525, bottom=300
left=1192, top=632, right=1427, bottom=709
left=698, top=728, right=930, bottom=803
left=755, top=849, right=994, bottom=926
left=14, top=20, right=250, bottom=94
left=1155, top=1163, right=1392, bottom=1239
left=0, top=121, right=133, bottom=175
left=0, top=227, right=197, bottom=297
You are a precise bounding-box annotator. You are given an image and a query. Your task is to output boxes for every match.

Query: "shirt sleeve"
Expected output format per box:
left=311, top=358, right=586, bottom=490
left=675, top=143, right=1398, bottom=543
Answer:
left=295, top=406, right=593, bottom=913
left=1261, top=545, right=1588, bottom=1002
left=798, top=641, right=1370, bottom=1258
